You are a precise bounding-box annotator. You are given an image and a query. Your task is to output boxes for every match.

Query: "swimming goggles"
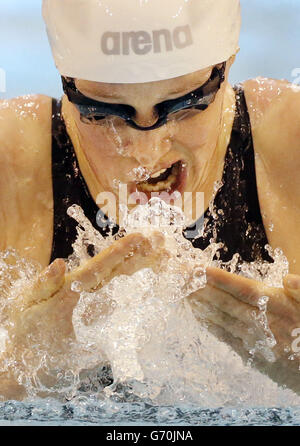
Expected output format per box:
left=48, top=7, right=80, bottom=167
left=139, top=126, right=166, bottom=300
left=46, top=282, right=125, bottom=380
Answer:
left=61, top=62, right=226, bottom=132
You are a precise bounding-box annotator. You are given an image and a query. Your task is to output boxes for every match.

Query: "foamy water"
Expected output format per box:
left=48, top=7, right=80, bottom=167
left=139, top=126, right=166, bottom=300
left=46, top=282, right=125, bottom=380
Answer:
left=0, top=198, right=299, bottom=421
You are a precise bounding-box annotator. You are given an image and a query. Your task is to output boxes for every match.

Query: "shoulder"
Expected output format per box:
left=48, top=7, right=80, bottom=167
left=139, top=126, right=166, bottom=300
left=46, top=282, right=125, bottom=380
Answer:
left=0, top=93, right=52, bottom=118
left=0, top=94, right=52, bottom=155
left=243, top=77, right=300, bottom=120
left=241, top=78, right=300, bottom=170
left=0, top=94, right=53, bottom=185
left=242, top=79, right=300, bottom=270
left=242, top=77, right=300, bottom=146
left=0, top=95, right=54, bottom=264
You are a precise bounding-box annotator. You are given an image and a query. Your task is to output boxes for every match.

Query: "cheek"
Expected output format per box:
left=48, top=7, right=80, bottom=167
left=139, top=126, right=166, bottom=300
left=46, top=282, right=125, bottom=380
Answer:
left=77, top=123, right=138, bottom=185
left=79, top=119, right=147, bottom=159
left=79, top=122, right=122, bottom=156
left=172, top=101, right=224, bottom=153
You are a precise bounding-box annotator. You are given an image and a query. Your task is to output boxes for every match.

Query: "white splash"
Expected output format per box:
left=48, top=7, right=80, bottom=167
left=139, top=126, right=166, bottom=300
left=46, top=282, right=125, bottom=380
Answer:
left=0, top=199, right=298, bottom=407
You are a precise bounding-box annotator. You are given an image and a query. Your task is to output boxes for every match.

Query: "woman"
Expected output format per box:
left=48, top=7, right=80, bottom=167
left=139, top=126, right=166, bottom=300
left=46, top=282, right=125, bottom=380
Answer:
left=1, top=0, right=300, bottom=399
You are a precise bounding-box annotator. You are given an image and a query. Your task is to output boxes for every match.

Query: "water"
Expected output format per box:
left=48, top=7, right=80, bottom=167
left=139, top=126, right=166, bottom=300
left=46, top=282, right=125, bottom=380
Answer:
left=1, top=199, right=300, bottom=425
left=3, top=400, right=300, bottom=426
left=1, top=0, right=300, bottom=424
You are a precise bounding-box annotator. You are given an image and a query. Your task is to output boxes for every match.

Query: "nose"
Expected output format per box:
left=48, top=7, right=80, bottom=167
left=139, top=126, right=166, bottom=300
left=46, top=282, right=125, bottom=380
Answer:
left=126, top=124, right=173, bottom=168
left=133, top=107, right=159, bottom=129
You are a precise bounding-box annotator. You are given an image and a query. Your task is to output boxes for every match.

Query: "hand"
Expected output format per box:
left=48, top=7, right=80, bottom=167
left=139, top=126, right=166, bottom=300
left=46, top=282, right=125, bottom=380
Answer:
left=0, top=232, right=169, bottom=400
left=189, top=267, right=300, bottom=394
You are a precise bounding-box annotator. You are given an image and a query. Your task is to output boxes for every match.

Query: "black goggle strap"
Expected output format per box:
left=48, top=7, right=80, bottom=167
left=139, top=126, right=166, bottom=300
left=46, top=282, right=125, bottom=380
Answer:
left=61, top=61, right=226, bottom=131
left=156, top=62, right=226, bottom=117
left=61, top=76, right=135, bottom=122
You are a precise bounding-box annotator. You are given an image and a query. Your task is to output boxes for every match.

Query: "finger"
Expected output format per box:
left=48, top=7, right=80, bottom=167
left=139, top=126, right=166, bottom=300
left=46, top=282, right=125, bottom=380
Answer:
left=190, top=283, right=259, bottom=326
left=190, top=298, right=263, bottom=347
left=283, top=274, right=300, bottom=303
left=206, top=267, right=268, bottom=307
left=66, top=232, right=168, bottom=292
left=20, top=259, right=66, bottom=310
left=206, top=267, right=297, bottom=317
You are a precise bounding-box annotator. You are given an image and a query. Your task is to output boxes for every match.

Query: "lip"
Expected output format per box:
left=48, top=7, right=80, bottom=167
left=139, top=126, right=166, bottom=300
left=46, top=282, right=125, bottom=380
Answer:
left=130, top=160, right=187, bottom=199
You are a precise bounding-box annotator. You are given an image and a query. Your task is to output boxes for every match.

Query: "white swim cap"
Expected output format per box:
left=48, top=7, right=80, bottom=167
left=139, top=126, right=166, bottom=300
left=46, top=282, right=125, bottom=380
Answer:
left=43, top=0, right=241, bottom=84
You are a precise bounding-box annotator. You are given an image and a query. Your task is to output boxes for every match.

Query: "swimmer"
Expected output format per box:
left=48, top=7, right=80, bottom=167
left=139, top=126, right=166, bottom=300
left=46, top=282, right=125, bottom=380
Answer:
left=1, top=0, right=300, bottom=399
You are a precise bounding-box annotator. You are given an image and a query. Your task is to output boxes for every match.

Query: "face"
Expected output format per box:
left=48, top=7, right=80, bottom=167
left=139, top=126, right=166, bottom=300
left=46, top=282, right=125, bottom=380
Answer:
left=62, top=59, right=234, bottom=222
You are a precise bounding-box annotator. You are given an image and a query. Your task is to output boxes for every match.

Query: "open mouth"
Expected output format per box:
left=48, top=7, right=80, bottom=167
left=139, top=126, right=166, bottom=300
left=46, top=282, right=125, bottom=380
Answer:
left=136, top=161, right=185, bottom=195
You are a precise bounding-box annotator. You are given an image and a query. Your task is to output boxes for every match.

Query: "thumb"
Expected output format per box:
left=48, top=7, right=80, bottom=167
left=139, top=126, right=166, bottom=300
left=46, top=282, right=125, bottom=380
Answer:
left=20, top=259, right=66, bottom=310
left=283, top=274, right=300, bottom=303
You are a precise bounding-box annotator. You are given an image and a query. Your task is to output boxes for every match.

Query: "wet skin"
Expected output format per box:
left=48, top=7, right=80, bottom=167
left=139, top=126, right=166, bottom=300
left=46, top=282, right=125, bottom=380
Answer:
left=1, top=57, right=300, bottom=398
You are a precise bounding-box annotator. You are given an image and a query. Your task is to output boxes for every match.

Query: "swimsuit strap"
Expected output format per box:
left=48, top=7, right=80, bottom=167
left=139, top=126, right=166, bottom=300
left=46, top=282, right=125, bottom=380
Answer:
left=51, top=99, right=109, bottom=262
left=189, top=85, right=272, bottom=263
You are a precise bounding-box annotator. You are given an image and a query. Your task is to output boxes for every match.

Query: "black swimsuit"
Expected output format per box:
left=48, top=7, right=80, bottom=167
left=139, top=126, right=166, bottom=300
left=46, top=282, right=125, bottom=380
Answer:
left=50, top=86, right=271, bottom=264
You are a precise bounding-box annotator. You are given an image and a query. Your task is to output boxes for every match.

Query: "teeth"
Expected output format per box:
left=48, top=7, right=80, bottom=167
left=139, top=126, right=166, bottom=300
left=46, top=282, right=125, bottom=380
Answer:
left=137, top=162, right=181, bottom=193
left=138, top=174, right=176, bottom=192
left=150, top=168, right=167, bottom=179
